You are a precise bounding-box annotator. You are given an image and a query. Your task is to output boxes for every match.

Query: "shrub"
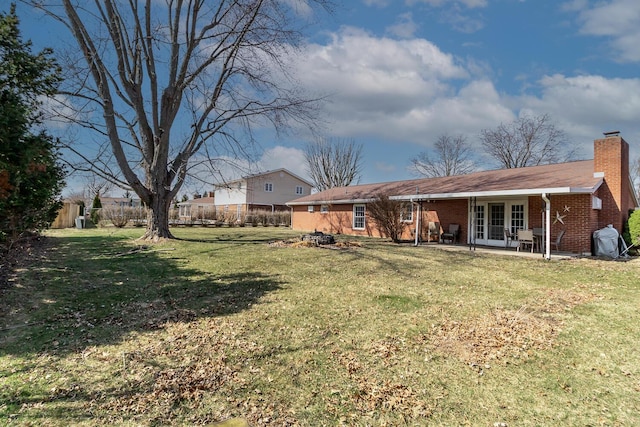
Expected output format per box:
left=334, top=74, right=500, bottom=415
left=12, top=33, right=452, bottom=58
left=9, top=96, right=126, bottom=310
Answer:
left=102, top=206, right=131, bottom=228
left=366, top=193, right=408, bottom=242
left=625, top=209, right=640, bottom=247
left=90, top=194, right=102, bottom=224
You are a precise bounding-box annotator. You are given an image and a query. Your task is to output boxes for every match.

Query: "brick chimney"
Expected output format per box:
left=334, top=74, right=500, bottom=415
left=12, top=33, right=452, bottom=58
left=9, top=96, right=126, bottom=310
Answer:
left=593, top=132, right=631, bottom=231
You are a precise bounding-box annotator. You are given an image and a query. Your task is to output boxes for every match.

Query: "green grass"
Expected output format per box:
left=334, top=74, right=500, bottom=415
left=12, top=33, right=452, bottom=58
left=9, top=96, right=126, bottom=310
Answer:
left=1, top=227, right=639, bottom=426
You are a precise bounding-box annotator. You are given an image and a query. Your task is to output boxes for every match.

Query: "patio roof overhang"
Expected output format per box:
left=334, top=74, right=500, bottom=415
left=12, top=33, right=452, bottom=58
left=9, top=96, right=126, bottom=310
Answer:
left=391, top=183, right=601, bottom=202
left=287, top=181, right=602, bottom=206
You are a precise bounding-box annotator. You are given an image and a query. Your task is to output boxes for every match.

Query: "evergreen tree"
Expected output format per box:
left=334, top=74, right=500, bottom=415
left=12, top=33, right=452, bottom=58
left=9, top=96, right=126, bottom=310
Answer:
left=90, top=193, right=102, bottom=225
left=0, top=4, right=65, bottom=243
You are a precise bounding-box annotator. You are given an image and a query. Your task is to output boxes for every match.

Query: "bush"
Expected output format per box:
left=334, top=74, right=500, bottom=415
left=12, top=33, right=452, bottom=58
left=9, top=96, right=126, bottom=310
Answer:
left=102, top=206, right=131, bottom=228
left=625, top=209, right=640, bottom=247
left=90, top=194, right=102, bottom=224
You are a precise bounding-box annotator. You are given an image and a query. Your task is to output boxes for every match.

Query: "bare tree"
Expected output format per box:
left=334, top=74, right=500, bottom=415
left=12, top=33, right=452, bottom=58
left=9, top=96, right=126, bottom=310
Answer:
left=26, top=0, right=331, bottom=240
left=366, top=193, right=408, bottom=243
left=480, top=114, right=574, bottom=168
left=304, top=137, right=363, bottom=191
left=84, top=176, right=112, bottom=200
left=411, top=134, right=476, bottom=177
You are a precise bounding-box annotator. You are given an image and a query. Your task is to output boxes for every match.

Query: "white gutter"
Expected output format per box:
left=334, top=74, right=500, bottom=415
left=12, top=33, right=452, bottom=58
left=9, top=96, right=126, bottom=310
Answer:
left=411, top=198, right=421, bottom=246
left=391, top=186, right=598, bottom=201
left=542, top=193, right=551, bottom=260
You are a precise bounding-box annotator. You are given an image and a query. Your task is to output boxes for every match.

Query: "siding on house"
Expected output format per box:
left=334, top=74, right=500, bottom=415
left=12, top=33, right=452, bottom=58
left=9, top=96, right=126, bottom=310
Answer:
left=216, top=169, right=313, bottom=212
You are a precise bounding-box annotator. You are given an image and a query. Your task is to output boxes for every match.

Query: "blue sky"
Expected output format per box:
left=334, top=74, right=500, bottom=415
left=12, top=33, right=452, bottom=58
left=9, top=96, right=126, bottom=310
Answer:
left=12, top=0, right=640, bottom=195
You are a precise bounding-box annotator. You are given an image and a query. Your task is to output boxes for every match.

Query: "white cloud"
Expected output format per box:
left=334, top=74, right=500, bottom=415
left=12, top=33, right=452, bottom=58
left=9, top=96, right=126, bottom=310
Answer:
left=572, top=0, right=640, bottom=62
left=280, top=0, right=315, bottom=19
left=408, top=0, right=488, bottom=8
left=39, top=94, right=79, bottom=129
left=516, top=73, right=640, bottom=158
left=362, top=0, right=390, bottom=6
left=257, top=146, right=309, bottom=179
left=290, top=28, right=515, bottom=147
left=441, top=6, right=485, bottom=33
left=386, top=12, right=419, bottom=39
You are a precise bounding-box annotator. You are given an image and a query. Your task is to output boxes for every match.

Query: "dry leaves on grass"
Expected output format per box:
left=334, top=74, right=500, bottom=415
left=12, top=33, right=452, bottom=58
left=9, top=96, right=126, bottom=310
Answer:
left=429, top=307, right=557, bottom=366
left=330, top=346, right=434, bottom=420
left=97, top=319, right=302, bottom=426
left=427, top=288, right=602, bottom=367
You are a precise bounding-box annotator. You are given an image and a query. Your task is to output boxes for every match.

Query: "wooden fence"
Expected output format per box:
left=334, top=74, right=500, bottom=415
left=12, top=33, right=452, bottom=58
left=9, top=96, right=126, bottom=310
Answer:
left=51, top=202, right=80, bottom=229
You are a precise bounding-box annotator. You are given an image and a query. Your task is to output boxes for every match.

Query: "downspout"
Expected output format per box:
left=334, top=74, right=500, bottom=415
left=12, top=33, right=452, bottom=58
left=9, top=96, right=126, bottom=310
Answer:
left=412, top=198, right=421, bottom=246
left=542, top=193, right=551, bottom=260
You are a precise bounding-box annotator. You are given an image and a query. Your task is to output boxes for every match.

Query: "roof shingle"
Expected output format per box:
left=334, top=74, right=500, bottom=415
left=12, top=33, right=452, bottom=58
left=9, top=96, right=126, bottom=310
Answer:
left=288, top=160, right=600, bottom=205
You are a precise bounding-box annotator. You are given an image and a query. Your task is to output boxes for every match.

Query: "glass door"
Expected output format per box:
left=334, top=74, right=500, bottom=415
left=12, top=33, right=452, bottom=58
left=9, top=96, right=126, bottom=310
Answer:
left=488, top=203, right=505, bottom=241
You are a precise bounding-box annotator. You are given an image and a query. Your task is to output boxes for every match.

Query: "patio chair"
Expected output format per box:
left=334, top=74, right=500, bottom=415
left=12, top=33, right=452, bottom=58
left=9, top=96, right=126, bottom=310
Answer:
left=428, top=221, right=440, bottom=242
left=504, top=227, right=514, bottom=248
left=550, top=229, right=565, bottom=252
left=441, top=224, right=460, bottom=244
left=516, top=229, right=535, bottom=252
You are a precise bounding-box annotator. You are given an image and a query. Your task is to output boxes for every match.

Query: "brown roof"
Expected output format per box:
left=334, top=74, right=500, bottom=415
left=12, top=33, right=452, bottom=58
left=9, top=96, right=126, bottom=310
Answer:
left=288, top=160, right=601, bottom=205
left=179, top=196, right=215, bottom=205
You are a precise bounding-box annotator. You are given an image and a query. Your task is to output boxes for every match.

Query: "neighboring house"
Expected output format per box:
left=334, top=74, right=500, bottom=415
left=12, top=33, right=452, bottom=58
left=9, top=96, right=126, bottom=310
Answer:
left=177, top=194, right=216, bottom=220
left=288, top=134, right=639, bottom=256
left=213, top=168, right=313, bottom=220
left=99, top=196, right=142, bottom=208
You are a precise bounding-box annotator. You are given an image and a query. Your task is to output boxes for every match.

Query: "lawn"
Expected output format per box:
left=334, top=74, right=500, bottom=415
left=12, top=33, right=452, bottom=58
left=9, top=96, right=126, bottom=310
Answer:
left=1, top=227, right=639, bottom=426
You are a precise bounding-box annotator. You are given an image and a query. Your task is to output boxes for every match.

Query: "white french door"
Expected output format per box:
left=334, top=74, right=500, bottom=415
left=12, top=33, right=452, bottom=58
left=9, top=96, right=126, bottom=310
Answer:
left=470, top=199, right=528, bottom=247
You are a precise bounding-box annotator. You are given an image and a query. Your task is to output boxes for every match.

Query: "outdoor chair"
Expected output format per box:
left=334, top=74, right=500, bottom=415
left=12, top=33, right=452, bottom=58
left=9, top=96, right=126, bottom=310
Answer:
left=504, top=227, right=514, bottom=248
left=550, top=229, right=565, bottom=252
left=428, top=221, right=440, bottom=242
left=516, top=229, right=535, bottom=252
left=441, top=224, right=460, bottom=244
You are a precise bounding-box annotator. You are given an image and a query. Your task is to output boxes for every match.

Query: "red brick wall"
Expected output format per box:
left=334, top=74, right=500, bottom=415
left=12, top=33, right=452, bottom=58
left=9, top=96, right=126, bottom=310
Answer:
left=419, top=200, right=469, bottom=243
left=291, top=204, right=380, bottom=237
left=537, top=194, right=595, bottom=254
left=292, top=199, right=469, bottom=242
left=594, top=135, right=631, bottom=231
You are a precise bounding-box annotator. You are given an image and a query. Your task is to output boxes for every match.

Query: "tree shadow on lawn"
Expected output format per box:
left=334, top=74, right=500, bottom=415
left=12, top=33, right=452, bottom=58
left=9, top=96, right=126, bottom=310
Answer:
left=0, top=234, right=284, bottom=358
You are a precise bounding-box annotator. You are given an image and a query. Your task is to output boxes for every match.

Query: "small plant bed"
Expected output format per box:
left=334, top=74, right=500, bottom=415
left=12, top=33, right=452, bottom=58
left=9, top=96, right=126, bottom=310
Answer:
left=269, top=232, right=363, bottom=249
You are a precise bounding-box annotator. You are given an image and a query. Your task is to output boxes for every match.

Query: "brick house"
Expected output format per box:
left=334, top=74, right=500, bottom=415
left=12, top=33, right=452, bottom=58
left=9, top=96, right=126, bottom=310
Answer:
left=177, top=194, right=216, bottom=220
left=287, top=134, right=638, bottom=256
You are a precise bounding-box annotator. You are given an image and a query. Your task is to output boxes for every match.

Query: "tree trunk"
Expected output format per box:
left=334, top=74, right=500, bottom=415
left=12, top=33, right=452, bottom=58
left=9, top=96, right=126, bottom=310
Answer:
left=141, top=192, right=174, bottom=241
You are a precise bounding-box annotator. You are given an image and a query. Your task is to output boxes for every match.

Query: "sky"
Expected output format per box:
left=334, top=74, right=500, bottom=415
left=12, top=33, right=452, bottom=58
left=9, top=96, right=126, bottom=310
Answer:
left=11, top=0, right=640, bottom=195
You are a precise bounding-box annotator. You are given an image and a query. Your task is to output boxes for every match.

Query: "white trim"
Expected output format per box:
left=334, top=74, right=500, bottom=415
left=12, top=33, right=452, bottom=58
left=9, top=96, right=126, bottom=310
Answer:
left=400, top=202, right=413, bottom=222
left=468, top=198, right=529, bottom=247
left=353, top=204, right=366, bottom=230
left=287, top=182, right=603, bottom=206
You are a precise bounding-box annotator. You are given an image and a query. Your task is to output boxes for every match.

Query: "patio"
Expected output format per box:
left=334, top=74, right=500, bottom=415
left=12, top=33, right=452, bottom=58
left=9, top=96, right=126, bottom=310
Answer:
left=416, top=241, right=577, bottom=260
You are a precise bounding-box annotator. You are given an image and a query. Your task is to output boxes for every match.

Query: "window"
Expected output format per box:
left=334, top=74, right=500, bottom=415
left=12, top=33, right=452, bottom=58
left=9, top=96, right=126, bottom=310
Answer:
left=320, top=204, right=329, bottom=214
left=308, top=205, right=314, bottom=212
left=488, top=203, right=505, bottom=240
left=353, top=204, right=365, bottom=229
left=400, top=203, right=413, bottom=222
left=511, top=204, right=525, bottom=234
left=264, top=182, right=273, bottom=192
left=295, top=186, right=304, bottom=195
left=474, top=205, right=485, bottom=240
